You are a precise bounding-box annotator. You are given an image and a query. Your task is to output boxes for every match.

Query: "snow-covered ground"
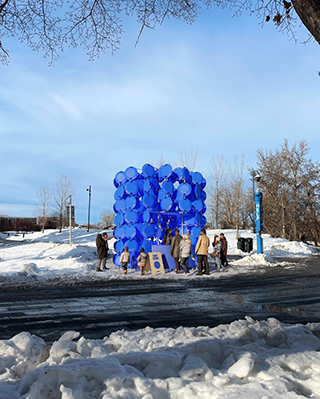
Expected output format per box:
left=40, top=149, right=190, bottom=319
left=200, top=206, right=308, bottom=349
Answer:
left=1, top=317, right=320, bottom=398
left=0, top=229, right=318, bottom=287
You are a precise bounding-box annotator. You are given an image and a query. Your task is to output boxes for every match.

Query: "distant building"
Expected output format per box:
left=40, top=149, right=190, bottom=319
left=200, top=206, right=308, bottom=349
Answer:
left=0, top=215, right=37, bottom=223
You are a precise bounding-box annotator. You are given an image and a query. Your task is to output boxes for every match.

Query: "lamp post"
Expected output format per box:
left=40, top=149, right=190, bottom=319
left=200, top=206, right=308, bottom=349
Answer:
left=86, top=186, right=91, bottom=232
left=252, top=170, right=263, bottom=254
left=65, top=195, right=72, bottom=245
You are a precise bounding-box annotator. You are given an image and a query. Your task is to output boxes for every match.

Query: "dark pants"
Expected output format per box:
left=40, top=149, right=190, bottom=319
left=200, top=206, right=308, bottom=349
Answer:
left=197, top=255, right=209, bottom=274
left=122, top=262, right=128, bottom=271
left=174, top=257, right=180, bottom=271
left=180, top=257, right=189, bottom=273
left=221, top=254, right=228, bottom=266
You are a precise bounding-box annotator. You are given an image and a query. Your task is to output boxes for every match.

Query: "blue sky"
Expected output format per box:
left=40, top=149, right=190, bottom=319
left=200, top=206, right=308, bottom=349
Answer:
left=1, top=6, right=320, bottom=224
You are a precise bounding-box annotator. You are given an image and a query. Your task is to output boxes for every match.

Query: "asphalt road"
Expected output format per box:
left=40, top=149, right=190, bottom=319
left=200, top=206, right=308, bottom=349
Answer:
left=0, top=256, right=319, bottom=343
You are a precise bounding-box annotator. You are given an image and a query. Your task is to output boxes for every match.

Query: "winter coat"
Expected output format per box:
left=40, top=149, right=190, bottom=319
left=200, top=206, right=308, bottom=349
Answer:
left=163, top=232, right=172, bottom=245
left=170, top=234, right=182, bottom=258
left=96, top=234, right=108, bottom=259
left=120, top=251, right=130, bottom=263
left=137, top=252, right=148, bottom=267
left=195, top=234, right=210, bottom=255
left=180, top=238, right=192, bottom=258
left=220, top=237, right=228, bottom=257
left=212, top=242, right=221, bottom=257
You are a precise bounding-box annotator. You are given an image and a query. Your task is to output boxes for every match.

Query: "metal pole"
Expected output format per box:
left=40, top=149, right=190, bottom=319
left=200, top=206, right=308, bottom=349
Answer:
left=87, top=186, right=91, bottom=232
left=69, top=195, right=72, bottom=245
left=252, top=170, right=263, bottom=254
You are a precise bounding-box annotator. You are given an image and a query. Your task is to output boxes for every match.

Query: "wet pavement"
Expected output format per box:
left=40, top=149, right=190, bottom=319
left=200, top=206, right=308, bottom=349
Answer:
left=0, top=256, right=319, bottom=343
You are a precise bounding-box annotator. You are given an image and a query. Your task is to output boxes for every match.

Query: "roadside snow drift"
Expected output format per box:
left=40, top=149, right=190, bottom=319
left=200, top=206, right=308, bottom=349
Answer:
left=1, top=318, right=320, bottom=398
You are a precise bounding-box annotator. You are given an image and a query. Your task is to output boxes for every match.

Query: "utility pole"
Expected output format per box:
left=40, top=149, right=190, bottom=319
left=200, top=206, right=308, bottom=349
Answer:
left=86, top=186, right=91, bottom=232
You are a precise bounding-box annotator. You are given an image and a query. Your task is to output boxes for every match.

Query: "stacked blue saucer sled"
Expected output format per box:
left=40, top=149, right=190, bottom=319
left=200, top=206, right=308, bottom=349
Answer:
left=113, top=163, right=207, bottom=268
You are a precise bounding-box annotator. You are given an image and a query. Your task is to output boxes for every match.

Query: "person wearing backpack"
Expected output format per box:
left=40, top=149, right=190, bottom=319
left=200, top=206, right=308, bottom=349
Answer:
left=137, top=248, right=148, bottom=275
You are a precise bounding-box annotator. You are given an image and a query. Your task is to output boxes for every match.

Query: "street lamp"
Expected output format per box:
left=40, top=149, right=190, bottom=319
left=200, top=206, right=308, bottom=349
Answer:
left=252, top=170, right=263, bottom=254
left=86, top=186, right=91, bottom=232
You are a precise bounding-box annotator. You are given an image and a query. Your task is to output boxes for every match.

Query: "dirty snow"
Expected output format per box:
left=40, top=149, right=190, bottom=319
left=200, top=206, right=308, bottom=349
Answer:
left=1, top=317, right=320, bottom=398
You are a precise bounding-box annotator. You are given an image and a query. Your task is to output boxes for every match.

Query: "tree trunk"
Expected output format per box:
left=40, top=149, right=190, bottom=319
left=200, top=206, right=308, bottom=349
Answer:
left=293, top=0, right=320, bottom=45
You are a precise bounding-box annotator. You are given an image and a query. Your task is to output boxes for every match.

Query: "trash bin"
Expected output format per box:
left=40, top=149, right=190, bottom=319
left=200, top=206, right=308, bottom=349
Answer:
left=245, top=238, right=253, bottom=253
left=237, top=237, right=246, bottom=251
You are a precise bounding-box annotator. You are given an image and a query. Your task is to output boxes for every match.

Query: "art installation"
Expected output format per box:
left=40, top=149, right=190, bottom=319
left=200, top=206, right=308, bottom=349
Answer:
left=113, top=163, right=207, bottom=268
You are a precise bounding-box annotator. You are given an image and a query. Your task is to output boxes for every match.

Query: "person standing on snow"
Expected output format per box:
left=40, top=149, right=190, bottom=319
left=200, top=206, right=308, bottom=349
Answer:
left=212, top=235, right=226, bottom=273
left=219, top=233, right=228, bottom=267
left=137, top=248, right=148, bottom=275
left=96, top=232, right=111, bottom=272
left=170, top=229, right=182, bottom=273
left=195, top=228, right=210, bottom=275
left=120, top=247, right=130, bottom=274
left=179, top=232, right=192, bottom=275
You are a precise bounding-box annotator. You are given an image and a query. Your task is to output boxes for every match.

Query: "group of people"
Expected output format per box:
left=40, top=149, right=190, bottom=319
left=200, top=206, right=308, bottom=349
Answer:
left=164, top=228, right=228, bottom=276
left=96, top=229, right=228, bottom=276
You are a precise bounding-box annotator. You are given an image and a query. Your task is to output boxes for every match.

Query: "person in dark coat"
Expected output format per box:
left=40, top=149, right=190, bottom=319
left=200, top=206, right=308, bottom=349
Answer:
left=96, top=232, right=112, bottom=272
left=219, top=233, right=228, bottom=267
left=170, top=229, right=182, bottom=273
left=163, top=229, right=172, bottom=245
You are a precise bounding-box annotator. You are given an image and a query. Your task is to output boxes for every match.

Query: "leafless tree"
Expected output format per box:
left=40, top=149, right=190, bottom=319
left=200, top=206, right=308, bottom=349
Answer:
left=178, top=148, right=199, bottom=171
left=155, top=154, right=166, bottom=169
left=99, top=210, right=115, bottom=228
left=256, top=140, right=320, bottom=243
left=0, top=1, right=319, bottom=65
left=34, top=186, right=51, bottom=233
left=208, top=155, right=227, bottom=229
left=52, top=174, right=74, bottom=233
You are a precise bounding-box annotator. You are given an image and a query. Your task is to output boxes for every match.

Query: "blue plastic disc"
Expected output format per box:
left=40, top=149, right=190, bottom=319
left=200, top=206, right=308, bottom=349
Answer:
left=162, top=180, right=174, bottom=194
left=113, top=178, right=120, bottom=188
left=114, top=199, right=126, bottom=213
left=142, top=163, right=155, bottom=178
left=192, top=199, right=204, bottom=213
left=115, top=171, right=127, bottom=185
left=125, top=166, right=138, bottom=181
left=158, top=189, right=166, bottom=202
left=178, top=183, right=192, bottom=196
left=181, top=167, right=190, bottom=182
left=113, top=254, right=121, bottom=267
left=125, top=210, right=139, bottom=224
left=142, top=193, right=156, bottom=209
left=194, top=213, right=202, bottom=225
left=127, top=239, right=138, bottom=253
left=114, top=240, right=125, bottom=254
left=114, top=213, right=125, bottom=227
left=114, top=226, right=126, bottom=239
left=141, top=239, right=152, bottom=253
left=125, top=196, right=137, bottom=210
left=201, top=215, right=207, bottom=227
left=192, top=171, right=203, bottom=185
left=201, top=177, right=207, bottom=189
left=124, top=181, right=139, bottom=195
left=158, top=164, right=173, bottom=181
left=161, top=197, right=173, bottom=211
left=142, top=224, right=156, bottom=238
left=114, top=186, right=126, bottom=201
left=143, top=209, right=152, bottom=224
left=125, top=225, right=137, bottom=239
left=191, top=226, right=202, bottom=237
left=179, top=198, right=192, bottom=213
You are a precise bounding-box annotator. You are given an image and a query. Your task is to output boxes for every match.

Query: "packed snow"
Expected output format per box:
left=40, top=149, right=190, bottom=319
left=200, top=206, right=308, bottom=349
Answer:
left=0, top=229, right=318, bottom=287
left=1, top=317, right=320, bottom=398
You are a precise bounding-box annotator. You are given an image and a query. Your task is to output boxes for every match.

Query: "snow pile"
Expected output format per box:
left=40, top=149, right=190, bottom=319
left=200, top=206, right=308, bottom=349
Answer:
left=232, top=253, right=277, bottom=267
left=270, top=241, right=319, bottom=257
left=2, top=318, right=320, bottom=398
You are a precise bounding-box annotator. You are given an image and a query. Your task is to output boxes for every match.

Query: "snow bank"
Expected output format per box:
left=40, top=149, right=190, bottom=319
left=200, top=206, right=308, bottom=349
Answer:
left=2, top=318, right=320, bottom=398
left=0, top=229, right=318, bottom=287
